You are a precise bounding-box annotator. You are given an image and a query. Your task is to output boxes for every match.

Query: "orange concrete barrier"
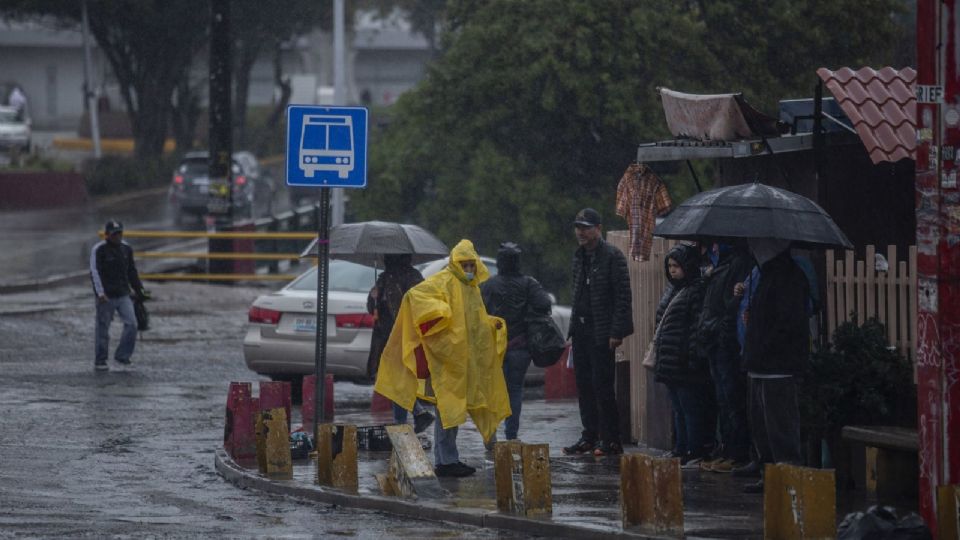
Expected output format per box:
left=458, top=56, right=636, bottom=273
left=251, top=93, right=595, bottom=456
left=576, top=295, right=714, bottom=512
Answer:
left=224, top=382, right=256, bottom=460
left=301, top=374, right=335, bottom=430
left=259, top=381, right=292, bottom=432
left=544, top=353, right=577, bottom=399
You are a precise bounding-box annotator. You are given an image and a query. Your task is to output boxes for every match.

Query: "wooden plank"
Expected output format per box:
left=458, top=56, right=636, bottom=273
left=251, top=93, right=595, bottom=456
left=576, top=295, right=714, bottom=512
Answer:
left=262, top=407, right=292, bottom=480
left=877, top=262, right=888, bottom=341
left=384, top=424, right=443, bottom=498
left=836, top=260, right=847, bottom=326
left=898, top=260, right=909, bottom=360
left=937, top=485, right=960, bottom=540
left=315, top=423, right=358, bottom=490
left=494, top=441, right=552, bottom=516
left=845, top=250, right=855, bottom=323
left=865, top=245, right=876, bottom=319
left=763, top=464, right=836, bottom=540
left=856, top=259, right=866, bottom=324
left=826, top=250, right=837, bottom=337
left=887, top=245, right=897, bottom=349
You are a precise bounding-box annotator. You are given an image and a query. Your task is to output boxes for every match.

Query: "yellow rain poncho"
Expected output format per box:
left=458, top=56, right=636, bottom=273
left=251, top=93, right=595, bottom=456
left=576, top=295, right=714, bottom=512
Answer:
left=374, top=239, right=510, bottom=442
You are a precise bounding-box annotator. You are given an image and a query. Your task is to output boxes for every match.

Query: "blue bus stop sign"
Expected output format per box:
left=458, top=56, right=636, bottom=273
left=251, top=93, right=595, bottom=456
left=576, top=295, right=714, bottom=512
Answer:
left=286, top=106, right=368, bottom=188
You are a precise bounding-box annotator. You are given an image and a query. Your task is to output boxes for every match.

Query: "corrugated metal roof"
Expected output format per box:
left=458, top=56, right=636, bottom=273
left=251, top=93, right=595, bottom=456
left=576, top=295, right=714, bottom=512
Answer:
left=817, top=66, right=916, bottom=164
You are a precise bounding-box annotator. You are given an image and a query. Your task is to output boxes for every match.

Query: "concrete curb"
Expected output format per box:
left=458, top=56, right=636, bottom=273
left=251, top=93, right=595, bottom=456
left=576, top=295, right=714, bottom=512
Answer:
left=214, top=448, right=655, bottom=539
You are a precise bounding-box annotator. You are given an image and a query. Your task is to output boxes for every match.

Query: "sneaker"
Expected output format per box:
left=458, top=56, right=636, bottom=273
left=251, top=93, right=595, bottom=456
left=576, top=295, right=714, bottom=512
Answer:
left=94, top=362, right=109, bottom=372
left=659, top=450, right=683, bottom=460
left=699, top=457, right=724, bottom=471
left=731, top=460, right=762, bottom=478
left=413, top=410, right=435, bottom=434
left=435, top=461, right=476, bottom=478
left=563, top=438, right=597, bottom=455
left=114, top=358, right=131, bottom=366
left=742, top=479, right=764, bottom=494
left=593, top=441, right=624, bottom=457
left=681, top=456, right=704, bottom=469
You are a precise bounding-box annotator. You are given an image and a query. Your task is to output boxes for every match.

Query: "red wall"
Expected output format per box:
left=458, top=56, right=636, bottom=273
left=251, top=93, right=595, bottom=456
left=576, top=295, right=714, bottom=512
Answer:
left=0, top=172, right=89, bottom=209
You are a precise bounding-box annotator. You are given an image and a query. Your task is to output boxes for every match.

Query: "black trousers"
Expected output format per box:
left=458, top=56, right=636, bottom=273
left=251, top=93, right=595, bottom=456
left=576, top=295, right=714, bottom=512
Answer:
left=748, top=375, right=802, bottom=466
left=572, top=335, right=620, bottom=444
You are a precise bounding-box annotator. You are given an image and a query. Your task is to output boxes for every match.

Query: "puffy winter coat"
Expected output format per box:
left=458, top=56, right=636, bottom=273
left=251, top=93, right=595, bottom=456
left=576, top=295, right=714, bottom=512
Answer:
left=653, top=244, right=709, bottom=386
left=695, top=247, right=753, bottom=356
left=569, top=238, right=634, bottom=345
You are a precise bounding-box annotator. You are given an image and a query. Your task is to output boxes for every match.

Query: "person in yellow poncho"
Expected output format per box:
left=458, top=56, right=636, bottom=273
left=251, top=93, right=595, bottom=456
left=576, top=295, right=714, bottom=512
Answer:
left=374, top=239, right=510, bottom=477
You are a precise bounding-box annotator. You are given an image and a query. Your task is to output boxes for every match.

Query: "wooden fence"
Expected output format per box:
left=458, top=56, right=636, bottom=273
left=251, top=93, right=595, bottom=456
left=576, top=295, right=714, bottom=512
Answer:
left=824, top=245, right=917, bottom=363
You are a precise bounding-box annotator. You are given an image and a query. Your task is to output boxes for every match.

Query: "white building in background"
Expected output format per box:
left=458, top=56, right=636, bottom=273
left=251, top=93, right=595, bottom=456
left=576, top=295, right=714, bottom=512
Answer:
left=0, top=10, right=432, bottom=130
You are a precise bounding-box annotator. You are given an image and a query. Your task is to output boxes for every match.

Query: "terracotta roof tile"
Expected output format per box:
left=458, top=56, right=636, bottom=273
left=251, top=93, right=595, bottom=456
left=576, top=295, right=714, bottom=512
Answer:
left=817, top=66, right=916, bottom=164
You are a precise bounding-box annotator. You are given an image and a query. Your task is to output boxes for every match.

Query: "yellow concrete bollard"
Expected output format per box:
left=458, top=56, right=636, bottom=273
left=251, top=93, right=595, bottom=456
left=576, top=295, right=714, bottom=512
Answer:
left=620, top=453, right=683, bottom=535
left=493, top=440, right=552, bottom=516
left=315, top=423, right=358, bottom=490
left=937, top=485, right=960, bottom=540
left=261, top=407, right=292, bottom=480
left=382, top=424, right=443, bottom=498
left=763, top=463, right=835, bottom=539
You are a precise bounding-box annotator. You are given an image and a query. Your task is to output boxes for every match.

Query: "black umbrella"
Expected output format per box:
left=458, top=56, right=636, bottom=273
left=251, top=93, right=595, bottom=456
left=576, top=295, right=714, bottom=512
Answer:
left=653, top=182, right=853, bottom=249
left=300, top=220, right=449, bottom=265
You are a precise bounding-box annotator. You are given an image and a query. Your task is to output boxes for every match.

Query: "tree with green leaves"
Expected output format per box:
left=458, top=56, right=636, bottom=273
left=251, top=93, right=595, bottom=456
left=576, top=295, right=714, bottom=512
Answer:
left=352, top=0, right=909, bottom=298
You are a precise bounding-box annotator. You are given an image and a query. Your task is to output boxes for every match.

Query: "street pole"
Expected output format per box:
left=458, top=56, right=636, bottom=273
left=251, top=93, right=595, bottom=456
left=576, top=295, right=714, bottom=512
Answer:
left=331, top=0, right=346, bottom=226
left=915, top=0, right=960, bottom=533
left=208, top=0, right=233, bottom=273
left=313, top=189, right=331, bottom=438
left=80, top=0, right=101, bottom=158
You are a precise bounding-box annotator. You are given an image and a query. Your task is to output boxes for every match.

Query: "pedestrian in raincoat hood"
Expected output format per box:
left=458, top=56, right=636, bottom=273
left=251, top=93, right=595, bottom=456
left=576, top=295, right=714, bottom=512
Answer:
left=374, top=239, right=510, bottom=475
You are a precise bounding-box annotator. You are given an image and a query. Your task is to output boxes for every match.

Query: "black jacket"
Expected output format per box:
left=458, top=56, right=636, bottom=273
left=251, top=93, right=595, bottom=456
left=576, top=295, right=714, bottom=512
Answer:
left=653, top=244, right=709, bottom=385
left=481, top=275, right=551, bottom=342
left=696, top=248, right=753, bottom=356
left=742, top=252, right=810, bottom=375
left=90, top=240, right=143, bottom=299
left=569, top=238, right=634, bottom=345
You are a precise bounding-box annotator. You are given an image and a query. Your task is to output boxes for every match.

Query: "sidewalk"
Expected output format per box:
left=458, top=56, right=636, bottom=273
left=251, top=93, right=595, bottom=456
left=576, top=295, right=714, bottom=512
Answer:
left=215, top=395, right=766, bottom=539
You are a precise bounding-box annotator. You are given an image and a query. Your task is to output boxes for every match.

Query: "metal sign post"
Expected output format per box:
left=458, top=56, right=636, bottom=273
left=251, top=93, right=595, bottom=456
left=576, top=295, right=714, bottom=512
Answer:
left=285, top=104, right=368, bottom=439
left=314, top=189, right=331, bottom=429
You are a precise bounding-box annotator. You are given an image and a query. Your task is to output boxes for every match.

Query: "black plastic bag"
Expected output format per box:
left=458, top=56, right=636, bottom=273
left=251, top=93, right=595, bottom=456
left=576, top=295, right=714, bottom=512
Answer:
left=133, top=298, right=150, bottom=331
left=837, top=505, right=931, bottom=540
left=526, top=314, right=566, bottom=368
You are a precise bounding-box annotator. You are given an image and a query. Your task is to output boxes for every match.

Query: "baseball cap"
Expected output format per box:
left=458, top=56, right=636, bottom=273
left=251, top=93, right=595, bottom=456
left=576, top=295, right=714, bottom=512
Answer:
left=104, top=220, right=124, bottom=235
left=573, top=208, right=601, bottom=227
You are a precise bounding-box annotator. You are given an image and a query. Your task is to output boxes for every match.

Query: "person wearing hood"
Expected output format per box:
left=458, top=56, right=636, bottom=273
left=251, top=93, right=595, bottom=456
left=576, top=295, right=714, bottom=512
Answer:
left=366, top=254, right=434, bottom=434
left=564, top=208, right=634, bottom=457
left=374, top=239, right=510, bottom=477
left=652, top=243, right=713, bottom=466
left=695, top=242, right=754, bottom=473
left=481, top=242, right=552, bottom=441
left=739, top=239, right=810, bottom=494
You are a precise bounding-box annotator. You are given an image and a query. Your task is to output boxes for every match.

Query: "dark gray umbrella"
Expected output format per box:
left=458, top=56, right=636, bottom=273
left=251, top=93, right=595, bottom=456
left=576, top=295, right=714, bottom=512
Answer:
left=653, top=182, right=853, bottom=249
left=300, top=220, right=449, bottom=265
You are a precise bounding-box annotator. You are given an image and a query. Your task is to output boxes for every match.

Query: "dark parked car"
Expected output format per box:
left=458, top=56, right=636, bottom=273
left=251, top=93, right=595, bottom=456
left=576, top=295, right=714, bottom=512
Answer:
left=168, top=151, right=269, bottom=224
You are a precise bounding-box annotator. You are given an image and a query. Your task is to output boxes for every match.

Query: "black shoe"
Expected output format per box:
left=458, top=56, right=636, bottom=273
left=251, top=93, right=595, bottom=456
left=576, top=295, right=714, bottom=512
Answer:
left=413, top=411, right=435, bottom=434
left=94, top=362, right=109, bottom=372
left=435, top=461, right=476, bottom=478
left=742, top=479, right=764, bottom=494
left=732, top=460, right=762, bottom=478
left=593, top=441, right=623, bottom=456
left=563, top=438, right=597, bottom=455
left=114, top=358, right=131, bottom=366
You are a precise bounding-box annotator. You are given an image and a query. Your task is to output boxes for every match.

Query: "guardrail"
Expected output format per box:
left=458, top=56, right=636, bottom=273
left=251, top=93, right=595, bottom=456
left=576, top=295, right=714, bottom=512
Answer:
left=112, top=204, right=321, bottom=282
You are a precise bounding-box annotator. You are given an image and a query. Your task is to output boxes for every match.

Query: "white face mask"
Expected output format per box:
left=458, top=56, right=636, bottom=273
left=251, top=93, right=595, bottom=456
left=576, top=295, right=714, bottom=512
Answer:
left=463, top=271, right=475, bottom=281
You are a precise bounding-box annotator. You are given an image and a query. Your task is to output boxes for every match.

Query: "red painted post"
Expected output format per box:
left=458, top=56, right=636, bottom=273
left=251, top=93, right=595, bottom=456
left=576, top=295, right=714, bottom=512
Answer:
left=259, top=381, right=292, bottom=432
left=544, top=349, right=577, bottom=400
left=224, top=382, right=256, bottom=460
left=915, top=0, right=960, bottom=532
left=301, top=374, right=335, bottom=430
left=371, top=390, right=393, bottom=413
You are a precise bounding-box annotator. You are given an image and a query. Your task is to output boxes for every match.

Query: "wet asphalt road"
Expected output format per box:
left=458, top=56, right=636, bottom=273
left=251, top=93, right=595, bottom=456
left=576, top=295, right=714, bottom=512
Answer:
left=0, top=281, right=521, bottom=538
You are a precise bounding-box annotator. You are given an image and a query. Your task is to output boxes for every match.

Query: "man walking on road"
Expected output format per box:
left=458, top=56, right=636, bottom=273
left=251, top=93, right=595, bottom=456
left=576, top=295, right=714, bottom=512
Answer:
left=564, top=208, right=634, bottom=457
left=90, top=220, right=145, bottom=371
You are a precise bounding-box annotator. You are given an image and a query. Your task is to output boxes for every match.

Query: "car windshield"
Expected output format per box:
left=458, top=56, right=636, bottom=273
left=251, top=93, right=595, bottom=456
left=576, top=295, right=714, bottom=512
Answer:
left=287, top=260, right=375, bottom=293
